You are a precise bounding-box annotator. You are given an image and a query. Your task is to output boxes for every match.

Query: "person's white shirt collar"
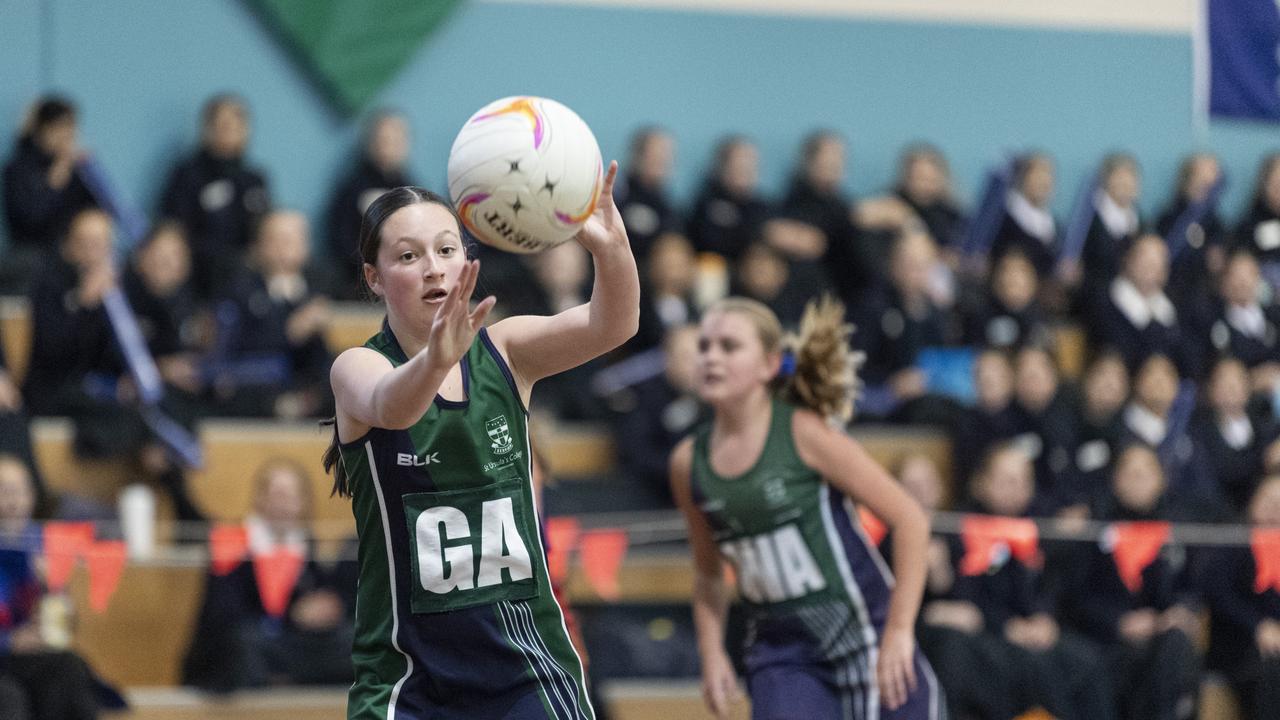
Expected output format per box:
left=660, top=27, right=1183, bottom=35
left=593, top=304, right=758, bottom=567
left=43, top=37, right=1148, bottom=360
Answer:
left=1094, top=189, right=1139, bottom=240
left=1124, top=402, right=1168, bottom=446
left=1006, top=190, right=1056, bottom=244
left=1110, top=277, right=1176, bottom=329
left=1226, top=303, right=1267, bottom=339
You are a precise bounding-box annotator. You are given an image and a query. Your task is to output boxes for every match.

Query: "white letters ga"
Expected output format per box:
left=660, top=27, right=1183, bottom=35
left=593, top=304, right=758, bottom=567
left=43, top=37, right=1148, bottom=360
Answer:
left=415, top=497, right=533, bottom=593
left=720, top=524, right=826, bottom=603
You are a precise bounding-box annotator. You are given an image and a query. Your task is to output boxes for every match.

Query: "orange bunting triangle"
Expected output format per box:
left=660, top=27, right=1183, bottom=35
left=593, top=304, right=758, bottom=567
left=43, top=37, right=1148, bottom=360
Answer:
left=1109, top=522, right=1171, bottom=594
left=545, top=516, right=581, bottom=586
left=857, top=506, right=888, bottom=546
left=1251, top=528, right=1280, bottom=594
left=209, top=524, right=249, bottom=576
left=42, top=522, right=95, bottom=592
left=87, top=541, right=128, bottom=613
left=252, top=548, right=305, bottom=618
left=580, top=530, right=628, bottom=601
left=960, top=515, right=1039, bottom=576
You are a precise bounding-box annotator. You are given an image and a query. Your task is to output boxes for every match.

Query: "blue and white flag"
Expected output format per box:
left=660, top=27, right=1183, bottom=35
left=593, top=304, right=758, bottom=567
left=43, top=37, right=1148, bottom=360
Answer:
left=1202, top=0, right=1280, bottom=122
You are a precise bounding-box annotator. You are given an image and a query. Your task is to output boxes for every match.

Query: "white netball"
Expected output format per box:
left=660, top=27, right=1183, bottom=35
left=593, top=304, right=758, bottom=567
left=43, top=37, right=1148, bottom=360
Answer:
left=447, top=96, right=603, bottom=254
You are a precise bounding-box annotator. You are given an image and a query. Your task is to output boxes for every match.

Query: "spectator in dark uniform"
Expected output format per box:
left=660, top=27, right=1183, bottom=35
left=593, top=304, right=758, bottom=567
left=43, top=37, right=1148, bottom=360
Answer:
left=951, top=348, right=1020, bottom=499
left=963, top=249, right=1050, bottom=351
left=523, top=242, right=606, bottom=420
left=0, top=455, right=103, bottom=720
left=614, top=126, right=681, bottom=262
left=605, top=325, right=702, bottom=506
left=1065, top=352, right=1130, bottom=512
left=124, top=221, right=208, bottom=416
left=1156, top=153, right=1227, bottom=339
left=991, top=153, right=1058, bottom=280
left=1208, top=250, right=1280, bottom=394
left=1193, top=356, right=1280, bottom=515
left=1010, top=345, right=1079, bottom=512
left=22, top=209, right=206, bottom=520
left=731, top=242, right=795, bottom=325
left=853, top=229, right=955, bottom=423
left=212, top=211, right=332, bottom=419
left=952, top=444, right=1115, bottom=720
left=1078, top=153, right=1143, bottom=311
left=1058, top=445, right=1201, bottom=720
left=629, top=232, right=697, bottom=354
left=1201, top=474, right=1280, bottom=720
left=325, top=111, right=413, bottom=299
left=1234, top=152, right=1280, bottom=277
left=182, top=458, right=356, bottom=692
left=158, top=94, right=271, bottom=301
left=1, top=96, right=98, bottom=293
left=0, top=323, right=46, bottom=516
left=1119, top=354, right=1215, bottom=508
left=1091, top=234, right=1191, bottom=375
left=773, top=130, right=862, bottom=307
left=686, top=135, right=767, bottom=263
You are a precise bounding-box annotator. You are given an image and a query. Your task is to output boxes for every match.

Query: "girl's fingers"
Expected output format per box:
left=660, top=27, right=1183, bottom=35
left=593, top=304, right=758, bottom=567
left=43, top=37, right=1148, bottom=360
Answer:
left=596, top=161, right=618, bottom=213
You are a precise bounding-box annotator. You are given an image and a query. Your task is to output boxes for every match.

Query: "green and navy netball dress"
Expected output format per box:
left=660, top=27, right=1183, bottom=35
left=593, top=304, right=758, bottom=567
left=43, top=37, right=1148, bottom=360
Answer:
left=691, top=399, right=944, bottom=720
left=339, top=322, right=593, bottom=720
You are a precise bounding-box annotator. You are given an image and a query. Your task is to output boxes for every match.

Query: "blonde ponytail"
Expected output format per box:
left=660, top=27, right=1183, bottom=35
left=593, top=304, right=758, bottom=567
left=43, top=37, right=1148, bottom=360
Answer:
left=782, top=295, right=861, bottom=425
left=707, top=294, right=862, bottom=425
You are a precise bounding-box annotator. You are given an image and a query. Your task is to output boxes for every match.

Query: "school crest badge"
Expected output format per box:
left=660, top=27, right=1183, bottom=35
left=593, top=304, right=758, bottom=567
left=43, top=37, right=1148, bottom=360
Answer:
left=487, top=415, right=514, bottom=455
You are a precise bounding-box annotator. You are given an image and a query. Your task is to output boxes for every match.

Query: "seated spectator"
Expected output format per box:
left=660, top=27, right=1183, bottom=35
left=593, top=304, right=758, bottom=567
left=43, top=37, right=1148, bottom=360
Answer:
left=0, top=455, right=101, bottom=720
left=1078, top=153, right=1143, bottom=310
left=159, top=94, right=271, bottom=300
left=325, top=111, right=414, bottom=298
left=686, top=135, right=767, bottom=263
left=992, top=153, right=1058, bottom=280
left=1, top=95, right=97, bottom=293
left=1119, top=354, right=1216, bottom=508
left=124, top=221, right=208, bottom=416
left=1059, top=444, right=1201, bottom=720
left=22, top=209, right=206, bottom=520
left=859, top=143, right=966, bottom=253
left=952, top=444, right=1115, bottom=720
left=1156, top=153, right=1227, bottom=336
left=1010, top=345, right=1079, bottom=512
left=1065, top=351, right=1131, bottom=511
left=773, top=130, right=861, bottom=306
left=951, top=348, right=1020, bottom=498
left=1193, top=356, right=1280, bottom=515
left=1091, top=234, right=1191, bottom=375
left=853, top=230, right=957, bottom=423
left=731, top=242, right=794, bottom=324
left=1208, top=249, right=1280, bottom=393
left=605, top=325, right=702, bottom=505
left=630, top=232, right=698, bottom=354
left=0, top=325, right=46, bottom=515
left=1201, top=474, right=1280, bottom=720
left=1236, top=152, right=1280, bottom=277
left=212, top=211, right=332, bottom=419
left=614, top=126, right=681, bottom=261
left=525, top=242, right=605, bottom=420
left=182, top=458, right=356, bottom=692
left=963, top=249, right=1050, bottom=351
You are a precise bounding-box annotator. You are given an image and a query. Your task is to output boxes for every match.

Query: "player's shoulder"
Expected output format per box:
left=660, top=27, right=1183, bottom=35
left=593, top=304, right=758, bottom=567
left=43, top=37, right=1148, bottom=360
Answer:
left=331, top=346, right=393, bottom=385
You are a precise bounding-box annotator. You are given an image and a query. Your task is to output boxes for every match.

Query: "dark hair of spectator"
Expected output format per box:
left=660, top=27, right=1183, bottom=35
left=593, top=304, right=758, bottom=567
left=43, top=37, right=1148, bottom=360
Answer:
left=628, top=125, right=667, bottom=162
left=136, top=219, right=188, bottom=252
left=1099, top=152, right=1138, bottom=182
left=201, top=93, right=247, bottom=128
left=1012, top=152, right=1052, bottom=188
left=322, top=186, right=466, bottom=498
left=712, top=134, right=752, bottom=170
left=800, top=129, right=842, bottom=165
left=895, top=143, right=949, bottom=184
left=253, top=456, right=315, bottom=521
left=21, top=95, right=76, bottom=140
left=1172, top=152, right=1215, bottom=198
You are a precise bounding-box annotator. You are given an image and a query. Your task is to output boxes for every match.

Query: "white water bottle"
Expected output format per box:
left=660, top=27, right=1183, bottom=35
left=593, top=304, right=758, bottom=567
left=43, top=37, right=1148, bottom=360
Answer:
left=118, top=483, right=156, bottom=560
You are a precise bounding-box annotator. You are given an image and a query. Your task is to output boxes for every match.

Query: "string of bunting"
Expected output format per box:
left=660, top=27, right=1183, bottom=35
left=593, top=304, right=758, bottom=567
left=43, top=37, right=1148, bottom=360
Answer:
left=6, top=511, right=1279, bottom=614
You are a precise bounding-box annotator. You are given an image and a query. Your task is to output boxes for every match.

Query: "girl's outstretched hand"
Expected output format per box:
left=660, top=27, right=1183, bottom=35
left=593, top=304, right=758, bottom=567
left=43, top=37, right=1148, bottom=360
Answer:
left=876, top=624, right=918, bottom=710
left=574, top=161, right=629, bottom=255
left=425, top=259, right=496, bottom=371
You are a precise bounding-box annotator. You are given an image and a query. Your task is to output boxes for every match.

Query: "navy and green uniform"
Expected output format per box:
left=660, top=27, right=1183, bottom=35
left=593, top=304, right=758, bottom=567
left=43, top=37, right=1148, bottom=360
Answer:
left=338, top=322, right=593, bottom=720
left=691, top=399, right=943, bottom=720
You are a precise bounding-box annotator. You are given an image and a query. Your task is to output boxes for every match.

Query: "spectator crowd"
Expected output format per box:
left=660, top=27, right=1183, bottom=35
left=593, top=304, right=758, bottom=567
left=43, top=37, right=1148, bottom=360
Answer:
left=3, top=91, right=1280, bottom=719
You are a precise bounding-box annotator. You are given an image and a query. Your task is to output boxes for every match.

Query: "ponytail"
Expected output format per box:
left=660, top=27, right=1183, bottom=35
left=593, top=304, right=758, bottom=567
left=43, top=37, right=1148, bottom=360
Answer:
left=321, top=418, right=350, bottom=498
left=780, top=295, right=861, bottom=425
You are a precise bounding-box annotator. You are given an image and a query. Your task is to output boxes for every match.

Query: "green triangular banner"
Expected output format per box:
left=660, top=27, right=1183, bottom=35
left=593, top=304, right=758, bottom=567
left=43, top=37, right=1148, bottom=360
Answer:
left=246, top=0, right=464, bottom=116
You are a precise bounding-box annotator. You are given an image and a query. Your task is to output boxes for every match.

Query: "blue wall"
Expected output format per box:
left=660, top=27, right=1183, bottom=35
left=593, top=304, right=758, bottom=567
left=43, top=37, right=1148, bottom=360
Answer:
left=1, top=0, right=1277, bottom=252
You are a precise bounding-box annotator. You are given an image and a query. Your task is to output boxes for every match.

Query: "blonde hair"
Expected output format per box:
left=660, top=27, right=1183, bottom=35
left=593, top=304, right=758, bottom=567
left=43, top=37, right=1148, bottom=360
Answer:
left=708, top=295, right=862, bottom=424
